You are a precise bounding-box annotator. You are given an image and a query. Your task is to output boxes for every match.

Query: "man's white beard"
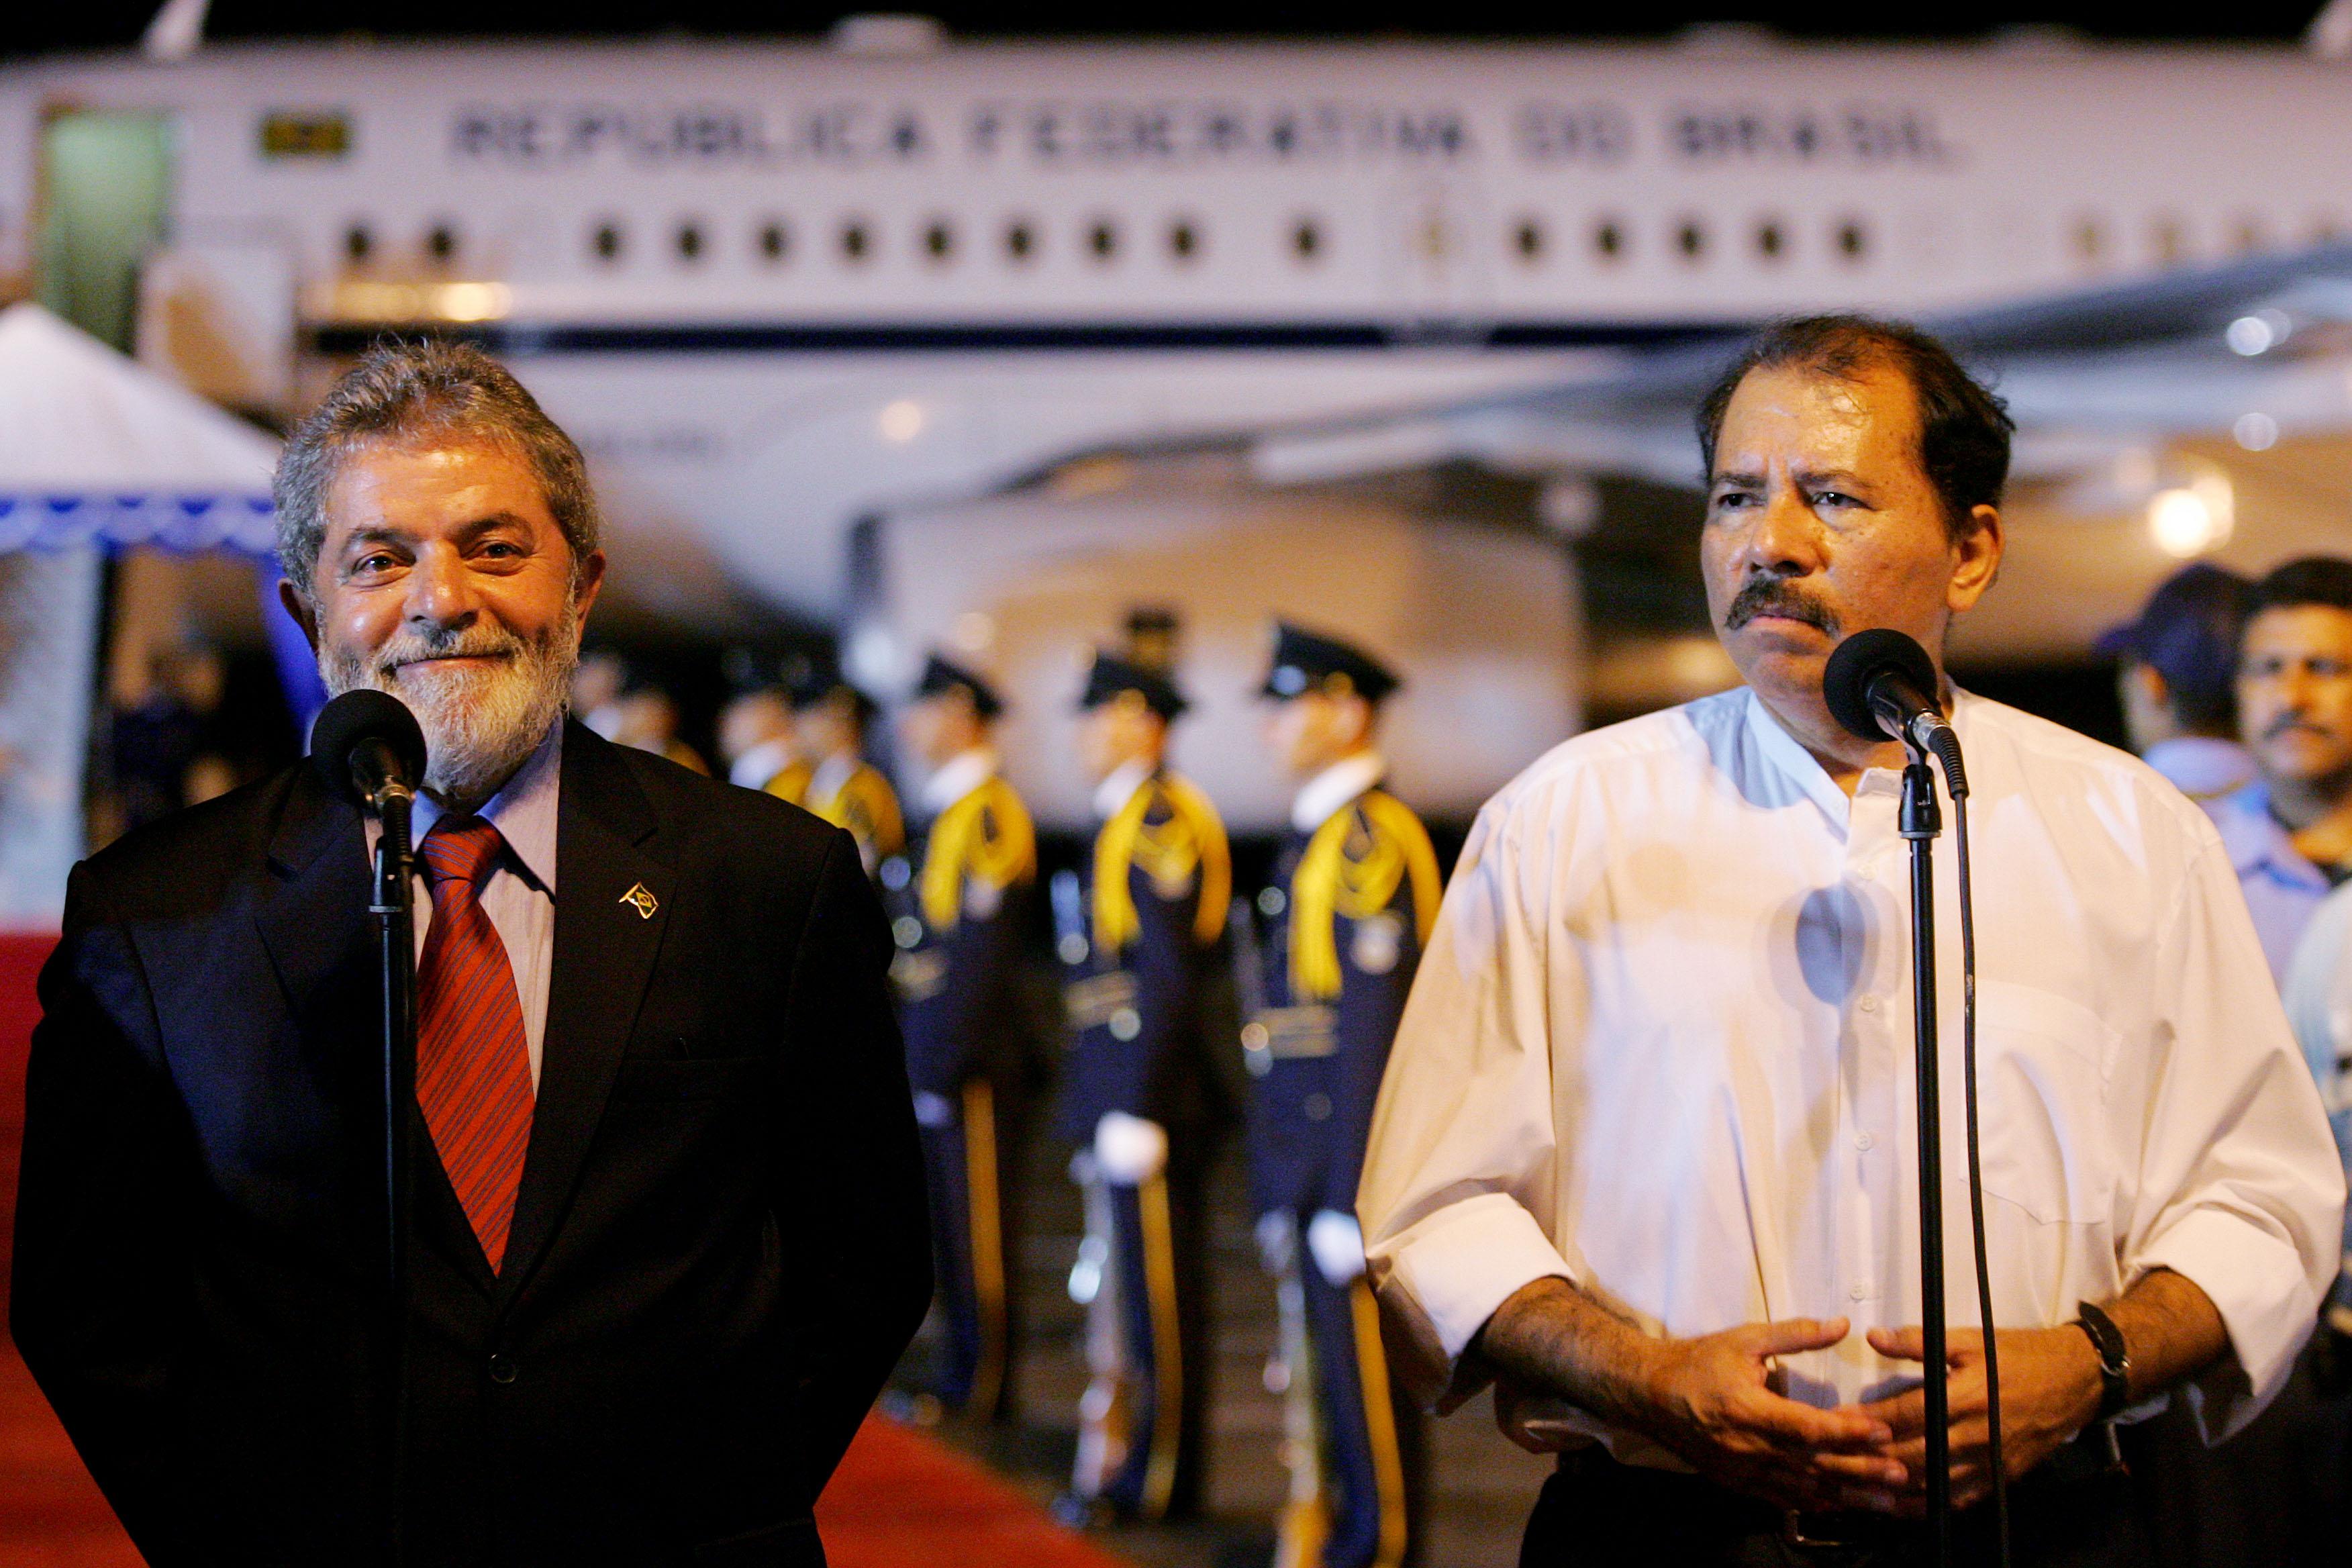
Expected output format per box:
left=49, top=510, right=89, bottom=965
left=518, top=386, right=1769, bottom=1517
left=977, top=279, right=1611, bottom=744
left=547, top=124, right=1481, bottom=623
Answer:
left=318, top=604, right=578, bottom=807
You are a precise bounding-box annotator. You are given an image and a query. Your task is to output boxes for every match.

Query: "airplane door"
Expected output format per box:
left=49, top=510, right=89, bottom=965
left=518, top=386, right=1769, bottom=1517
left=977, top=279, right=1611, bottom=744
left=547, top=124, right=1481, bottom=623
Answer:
left=38, top=109, right=174, bottom=348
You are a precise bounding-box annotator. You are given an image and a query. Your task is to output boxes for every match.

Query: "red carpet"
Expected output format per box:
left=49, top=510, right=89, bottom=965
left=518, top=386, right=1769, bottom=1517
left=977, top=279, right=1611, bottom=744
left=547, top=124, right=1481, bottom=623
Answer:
left=0, top=932, right=1122, bottom=1568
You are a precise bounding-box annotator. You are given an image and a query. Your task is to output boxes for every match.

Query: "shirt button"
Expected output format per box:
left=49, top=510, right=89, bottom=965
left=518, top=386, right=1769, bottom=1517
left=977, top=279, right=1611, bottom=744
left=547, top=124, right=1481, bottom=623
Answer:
left=1858, top=995, right=1880, bottom=1014
left=1855, top=1132, right=1875, bottom=1152
left=1304, top=1092, right=1332, bottom=1122
left=1850, top=1283, right=1869, bottom=1302
left=487, top=1353, right=518, bottom=1385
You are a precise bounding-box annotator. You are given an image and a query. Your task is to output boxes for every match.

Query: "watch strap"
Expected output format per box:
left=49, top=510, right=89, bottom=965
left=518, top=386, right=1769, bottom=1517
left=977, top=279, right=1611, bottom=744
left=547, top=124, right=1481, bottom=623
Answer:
left=2073, top=1300, right=2132, bottom=1422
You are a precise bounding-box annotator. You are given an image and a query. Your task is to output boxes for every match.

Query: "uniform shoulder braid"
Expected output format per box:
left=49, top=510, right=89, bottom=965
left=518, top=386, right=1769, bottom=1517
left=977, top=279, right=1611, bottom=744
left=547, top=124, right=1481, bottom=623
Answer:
left=763, top=759, right=814, bottom=808
left=1290, top=789, right=1441, bottom=1001
left=920, top=775, right=1036, bottom=930
left=1093, top=772, right=1231, bottom=952
left=818, top=762, right=907, bottom=861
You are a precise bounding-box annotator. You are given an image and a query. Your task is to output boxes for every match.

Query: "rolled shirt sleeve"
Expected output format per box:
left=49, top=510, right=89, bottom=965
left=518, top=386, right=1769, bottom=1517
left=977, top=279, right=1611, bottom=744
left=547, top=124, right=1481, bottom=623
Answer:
left=2128, top=838, right=2348, bottom=1439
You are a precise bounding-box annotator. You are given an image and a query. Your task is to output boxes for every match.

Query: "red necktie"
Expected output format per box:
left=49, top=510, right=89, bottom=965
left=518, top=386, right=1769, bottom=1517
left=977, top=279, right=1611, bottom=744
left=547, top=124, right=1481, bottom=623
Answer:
left=415, top=818, right=535, bottom=1274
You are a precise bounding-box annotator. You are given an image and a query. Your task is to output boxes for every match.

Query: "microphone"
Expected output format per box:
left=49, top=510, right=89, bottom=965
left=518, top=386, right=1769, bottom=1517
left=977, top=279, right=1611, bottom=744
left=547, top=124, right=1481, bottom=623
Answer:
left=1821, top=628, right=1969, bottom=796
left=311, top=689, right=428, bottom=813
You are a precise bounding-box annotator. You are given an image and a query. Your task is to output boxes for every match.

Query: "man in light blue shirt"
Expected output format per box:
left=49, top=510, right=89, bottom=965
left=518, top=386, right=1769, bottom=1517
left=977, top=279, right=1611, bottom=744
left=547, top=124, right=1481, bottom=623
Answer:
left=2215, top=558, right=2352, bottom=979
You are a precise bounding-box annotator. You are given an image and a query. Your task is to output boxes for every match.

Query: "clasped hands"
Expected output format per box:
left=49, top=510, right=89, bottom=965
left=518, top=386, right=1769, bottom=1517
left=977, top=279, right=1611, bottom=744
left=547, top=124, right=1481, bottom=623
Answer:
left=1502, top=1315, right=2106, bottom=1517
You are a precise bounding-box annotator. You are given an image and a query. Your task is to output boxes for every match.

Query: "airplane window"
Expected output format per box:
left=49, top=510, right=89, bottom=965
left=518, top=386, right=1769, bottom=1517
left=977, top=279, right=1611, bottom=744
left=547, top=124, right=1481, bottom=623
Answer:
left=1675, top=219, right=1706, bottom=262
left=2149, top=215, right=2187, bottom=265
left=1513, top=218, right=1545, bottom=262
left=2311, top=214, right=2343, bottom=244
left=1169, top=218, right=1202, bottom=264
left=841, top=220, right=873, bottom=264
left=1836, top=219, right=1869, bottom=262
left=427, top=224, right=457, bottom=264
left=1005, top=219, right=1037, bottom=263
left=756, top=220, right=790, bottom=264
left=923, top=219, right=954, bottom=262
left=1087, top=219, right=1119, bottom=262
left=344, top=224, right=372, bottom=264
left=1592, top=217, right=1626, bottom=263
left=1754, top=220, right=1785, bottom=261
left=675, top=222, right=704, bottom=263
left=2071, top=216, right=2105, bottom=264
left=2231, top=216, right=2266, bottom=255
left=591, top=221, right=624, bottom=264
left=1292, top=217, right=1323, bottom=262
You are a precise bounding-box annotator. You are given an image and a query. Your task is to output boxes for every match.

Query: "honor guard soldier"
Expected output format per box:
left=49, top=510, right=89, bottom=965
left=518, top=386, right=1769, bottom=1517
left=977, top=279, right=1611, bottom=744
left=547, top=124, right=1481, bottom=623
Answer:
left=887, top=653, right=1038, bottom=1423
left=1241, top=624, right=1437, bottom=1568
left=1053, top=650, right=1231, bottom=1525
left=718, top=682, right=805, bottom=794
left=777, top=663, right=903, bottom=875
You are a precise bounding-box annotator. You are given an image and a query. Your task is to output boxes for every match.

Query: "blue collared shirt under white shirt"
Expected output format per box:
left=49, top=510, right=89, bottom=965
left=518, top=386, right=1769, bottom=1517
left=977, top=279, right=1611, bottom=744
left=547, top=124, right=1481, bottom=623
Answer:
left=364, top=718, right=560, bottom=1091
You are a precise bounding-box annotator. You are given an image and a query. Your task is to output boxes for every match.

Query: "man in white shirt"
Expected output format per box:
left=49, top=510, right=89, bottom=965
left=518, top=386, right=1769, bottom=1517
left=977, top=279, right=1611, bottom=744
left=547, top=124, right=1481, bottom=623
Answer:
left=1357, top=315, right=2346, bottom=1565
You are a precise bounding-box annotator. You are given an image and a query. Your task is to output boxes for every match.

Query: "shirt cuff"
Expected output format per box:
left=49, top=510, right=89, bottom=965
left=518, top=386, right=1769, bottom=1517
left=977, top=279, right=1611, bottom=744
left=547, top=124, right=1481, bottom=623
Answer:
left=2135, top=1206, right=2321, bottom=1442
left=1368, top=1191, right=1575, bottom=1408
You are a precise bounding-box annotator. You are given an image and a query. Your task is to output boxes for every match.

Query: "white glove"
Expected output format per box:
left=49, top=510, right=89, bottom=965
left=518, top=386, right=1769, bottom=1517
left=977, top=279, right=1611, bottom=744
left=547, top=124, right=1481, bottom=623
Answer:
left=1093, top=1110, right=1170, bottom=1185
left=1306, top=1208, right=1366, bottom=1287
left=912, top=1091, right=955, bottom=1128
left=1255, top=1210, right=1297, bottom=1275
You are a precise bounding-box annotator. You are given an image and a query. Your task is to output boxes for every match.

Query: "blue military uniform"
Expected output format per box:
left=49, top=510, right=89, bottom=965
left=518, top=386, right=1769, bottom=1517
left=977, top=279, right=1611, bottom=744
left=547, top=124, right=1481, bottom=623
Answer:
left=1055, top=652, right=1230, bottom=1524
left=887, top=655, right=1037, bottom=1422
left=1244, top=624, right=1436, bottom=1568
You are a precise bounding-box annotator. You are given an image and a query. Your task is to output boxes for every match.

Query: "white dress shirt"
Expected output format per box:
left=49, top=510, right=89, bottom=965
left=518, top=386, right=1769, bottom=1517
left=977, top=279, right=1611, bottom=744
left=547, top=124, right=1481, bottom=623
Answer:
left=1093, top=758, right=1155, bottom=822
left=1292, top=750, right=1387, bottom=833
left=920, top=746, right=999, bottom=816
left=366, top=720, right=560, bottom=1090
left=727, top=736, right=793, bottom=791
left=1359, top=686, right=2344, bottom=1463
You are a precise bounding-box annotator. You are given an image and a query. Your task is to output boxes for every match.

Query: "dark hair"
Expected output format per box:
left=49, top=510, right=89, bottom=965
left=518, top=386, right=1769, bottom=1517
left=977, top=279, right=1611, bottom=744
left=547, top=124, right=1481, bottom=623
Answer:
left=1696, top=314, right=2014, bottom=542
left=2249, top=556, right=2352, bottom=618
left=274, top=338, right=599, bottom=607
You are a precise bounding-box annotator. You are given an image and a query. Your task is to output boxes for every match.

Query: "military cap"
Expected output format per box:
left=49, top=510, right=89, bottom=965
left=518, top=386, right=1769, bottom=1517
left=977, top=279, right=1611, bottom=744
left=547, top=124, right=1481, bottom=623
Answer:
left=1260, top=622, right=1402, bottom=705
left=913, top=651, right=1005, bottom=718
left=1078, top=649, right=1189, bottom=721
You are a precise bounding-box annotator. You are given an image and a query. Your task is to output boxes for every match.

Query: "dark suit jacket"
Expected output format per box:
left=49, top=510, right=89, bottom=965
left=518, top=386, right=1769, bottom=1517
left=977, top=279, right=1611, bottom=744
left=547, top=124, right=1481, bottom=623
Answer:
left=9, top=722, right=931, bottom=1567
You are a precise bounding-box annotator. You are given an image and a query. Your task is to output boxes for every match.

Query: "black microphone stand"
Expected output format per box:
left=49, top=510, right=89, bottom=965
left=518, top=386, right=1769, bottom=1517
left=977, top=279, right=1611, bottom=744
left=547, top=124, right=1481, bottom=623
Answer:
left=369, top=783, right=418, bottom=1564
left=1898, top=748, right=1953, bottom=1565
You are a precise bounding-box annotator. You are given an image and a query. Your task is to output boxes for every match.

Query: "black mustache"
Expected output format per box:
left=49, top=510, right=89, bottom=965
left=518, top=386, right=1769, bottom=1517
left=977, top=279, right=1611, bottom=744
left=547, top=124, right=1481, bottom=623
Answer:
left=2263, top=714, right=2334, bottom=740
left=1724, top=577, right=1840, bottom=637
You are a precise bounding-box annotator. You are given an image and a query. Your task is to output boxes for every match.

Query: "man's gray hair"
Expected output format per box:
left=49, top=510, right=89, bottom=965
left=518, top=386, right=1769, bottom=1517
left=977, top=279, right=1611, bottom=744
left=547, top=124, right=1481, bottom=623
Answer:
left=273, top=338, right=600, bottom=607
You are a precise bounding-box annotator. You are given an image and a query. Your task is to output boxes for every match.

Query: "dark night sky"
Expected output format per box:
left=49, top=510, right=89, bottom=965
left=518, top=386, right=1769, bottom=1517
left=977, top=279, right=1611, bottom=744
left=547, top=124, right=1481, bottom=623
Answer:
left=4, top=2, right=2340, bottom=58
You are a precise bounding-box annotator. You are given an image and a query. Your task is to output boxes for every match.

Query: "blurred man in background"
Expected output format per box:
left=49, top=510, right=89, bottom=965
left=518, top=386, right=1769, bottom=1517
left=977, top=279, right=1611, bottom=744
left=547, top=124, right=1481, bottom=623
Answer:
left=568, top=646, right=627, bottom=739
left=2216, top=556, right=2352, bottom=978
left=782, top=664, right=902, bottom=877
left=1053, top=650, right=1230, bottom=1527
left=720, top=682, right=803, bottom=794
left=1243, top=622, right=1436, bottom=1568
left=610, top=681, right=709, bottom=775
left=888, top=653, right=1037, bottom=1426
left=2099, top=562, right=2253, bottom=814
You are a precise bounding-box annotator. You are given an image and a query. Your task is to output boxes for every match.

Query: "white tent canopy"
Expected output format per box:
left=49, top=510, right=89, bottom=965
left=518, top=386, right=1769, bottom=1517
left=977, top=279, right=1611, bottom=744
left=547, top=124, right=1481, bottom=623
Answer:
left=0, top=301, right=277, bottom=553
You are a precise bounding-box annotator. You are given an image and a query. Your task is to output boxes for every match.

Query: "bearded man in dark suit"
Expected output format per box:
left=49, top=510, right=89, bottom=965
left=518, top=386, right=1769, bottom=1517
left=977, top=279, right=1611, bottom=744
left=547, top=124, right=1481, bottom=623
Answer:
left=9, top=341, right=930, bottom=1566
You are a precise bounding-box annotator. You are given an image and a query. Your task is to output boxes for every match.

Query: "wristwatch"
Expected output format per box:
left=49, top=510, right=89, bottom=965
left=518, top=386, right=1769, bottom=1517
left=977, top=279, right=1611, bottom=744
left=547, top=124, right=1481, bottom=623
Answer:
left=2072, top=1300, right=2133, bottom=1422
